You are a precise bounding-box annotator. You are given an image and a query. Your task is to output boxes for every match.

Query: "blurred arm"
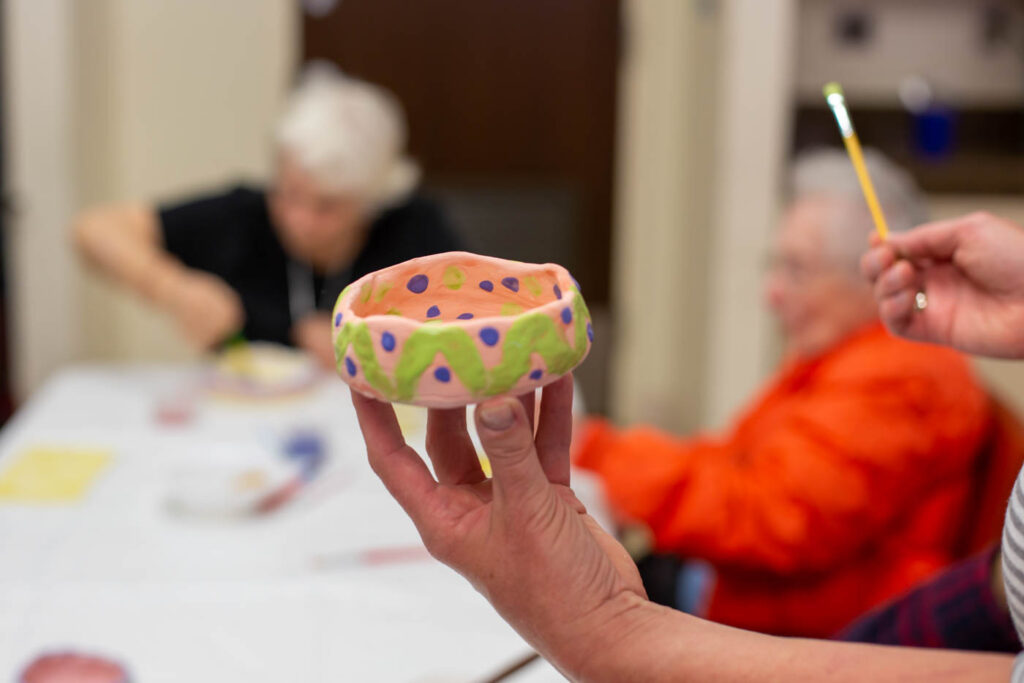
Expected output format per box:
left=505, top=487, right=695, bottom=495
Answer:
left=73, top=203, right=244, bottom=348
left=576, top=364, right=987, bottom=574
left=72, top=203, right=187, bottom=308
left=580, top=596, right=1014, bottom=682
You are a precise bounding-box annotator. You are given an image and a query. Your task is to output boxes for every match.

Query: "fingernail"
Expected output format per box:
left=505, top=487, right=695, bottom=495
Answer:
left=479, top=402, right=515, bottom=431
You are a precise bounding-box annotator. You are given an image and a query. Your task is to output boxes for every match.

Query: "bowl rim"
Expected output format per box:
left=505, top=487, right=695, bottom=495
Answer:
left=332, top=250, right=583, bottom=330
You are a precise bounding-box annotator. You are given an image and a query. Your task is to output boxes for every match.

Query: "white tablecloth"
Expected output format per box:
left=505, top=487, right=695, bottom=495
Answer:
left=0, top=365, right=580, bottom=682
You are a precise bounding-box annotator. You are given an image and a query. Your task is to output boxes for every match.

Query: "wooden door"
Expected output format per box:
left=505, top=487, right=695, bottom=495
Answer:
left=303, top=0, right=620, bottom=306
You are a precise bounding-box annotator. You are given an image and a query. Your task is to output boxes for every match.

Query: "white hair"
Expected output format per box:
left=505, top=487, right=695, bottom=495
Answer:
left=790, top=147, right=928, bottom=271
left=275, top=64, right=420, bottom=207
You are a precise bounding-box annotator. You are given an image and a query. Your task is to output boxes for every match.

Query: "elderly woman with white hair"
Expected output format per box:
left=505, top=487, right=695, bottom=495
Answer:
left=73, top=68, right=462, bottom=366
left=574, top=148, right=998, bottom=637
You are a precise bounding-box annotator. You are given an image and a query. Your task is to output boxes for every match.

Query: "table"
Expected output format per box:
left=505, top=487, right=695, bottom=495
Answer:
left=0, top=365, right=593, bottom=682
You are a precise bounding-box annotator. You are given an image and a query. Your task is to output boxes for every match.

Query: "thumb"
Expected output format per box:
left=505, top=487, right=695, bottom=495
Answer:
left=475, top=398, right=549, bottom=503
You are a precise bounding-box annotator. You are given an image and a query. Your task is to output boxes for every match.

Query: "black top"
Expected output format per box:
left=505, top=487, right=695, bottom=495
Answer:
left=158, top=185, right=463, bottom=346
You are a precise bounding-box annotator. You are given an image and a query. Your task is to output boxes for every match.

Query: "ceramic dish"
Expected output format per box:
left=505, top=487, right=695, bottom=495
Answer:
left=331, top=251, right=592, bottom=408
left=204, top=342, right=320, bottom=400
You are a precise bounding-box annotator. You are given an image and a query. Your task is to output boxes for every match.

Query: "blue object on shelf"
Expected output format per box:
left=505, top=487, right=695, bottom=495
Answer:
left=913, top=105, right=956, bottom=160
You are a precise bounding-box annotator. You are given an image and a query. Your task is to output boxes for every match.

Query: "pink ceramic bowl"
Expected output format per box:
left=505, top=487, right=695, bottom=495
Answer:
left=331, top=251, right=593, bottom=408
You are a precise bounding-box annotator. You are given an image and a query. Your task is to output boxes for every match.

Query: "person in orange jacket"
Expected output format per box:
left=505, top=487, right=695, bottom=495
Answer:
left=575, top=148, right=994, bottom=638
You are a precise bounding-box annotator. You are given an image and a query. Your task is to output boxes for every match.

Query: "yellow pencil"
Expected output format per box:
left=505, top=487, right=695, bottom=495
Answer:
left=823, top=82, right=889, bottom=241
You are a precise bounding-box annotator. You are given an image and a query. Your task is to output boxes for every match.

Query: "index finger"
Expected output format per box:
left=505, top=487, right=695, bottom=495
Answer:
left=860, top=244, right=896, bottom=282
left=425, top=407, right=486, bottom=485
left=351, top=390, right=437, bottom=518
left=534, top=375, right=574, bottom=486
left=886, top=215, right=965, bottom=261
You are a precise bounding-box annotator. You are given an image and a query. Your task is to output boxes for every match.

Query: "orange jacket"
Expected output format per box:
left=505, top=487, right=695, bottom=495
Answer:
left=576, top=323, right=991, bottom=637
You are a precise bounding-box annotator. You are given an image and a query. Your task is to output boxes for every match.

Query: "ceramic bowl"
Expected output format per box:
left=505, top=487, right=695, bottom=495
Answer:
left=331, top=251, right=593, bottom=408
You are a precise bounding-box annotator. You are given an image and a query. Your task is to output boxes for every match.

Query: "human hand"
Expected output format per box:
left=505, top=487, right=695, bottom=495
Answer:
left=292, top=313, right=336, bottom=370
left=351, top=376, right=647, bottom=679
left=861, top=212, right=1024, bottom=358
left=165, top=270, right=245, bottom=349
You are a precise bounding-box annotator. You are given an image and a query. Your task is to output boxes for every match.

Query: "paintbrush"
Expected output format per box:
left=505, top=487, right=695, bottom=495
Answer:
left=823, top=82, right=890, bottom=240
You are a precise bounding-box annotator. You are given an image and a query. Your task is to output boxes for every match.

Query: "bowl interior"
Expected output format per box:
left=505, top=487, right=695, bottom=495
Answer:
left=349, top=254, right=566, bottom=322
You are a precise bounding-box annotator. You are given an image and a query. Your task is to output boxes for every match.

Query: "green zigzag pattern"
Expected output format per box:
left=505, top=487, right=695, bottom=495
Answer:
left=334, top=290, right=591, bottom=402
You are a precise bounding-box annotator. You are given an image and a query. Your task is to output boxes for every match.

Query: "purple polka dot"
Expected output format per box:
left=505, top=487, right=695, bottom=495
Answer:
left=434, top=367, right=451, bottom=383
left=571, top=276, right=581, bottom=291
left=553, top=285, right=562, bottom=300
left=479, top=327, right=499, bottom=346
left=457, top=313, right=474, bottom=320
left=334, top=312, right=343, bottom=326
left=479, top=280, right=494, bottom=292
left=381, top=331, right=396, bottom=352
left=501, top=277, right=520, bottom=292
left=586, top=322, right=594, bottom=342
left=407, top=274, right=429, bottom=294
left=529, top=369, right=543, bottom=381
left=427, top=305, right=441, bottom=318
left=344, top=357, right=356, bottom=377
left=561, top=307, right=573, bottom=324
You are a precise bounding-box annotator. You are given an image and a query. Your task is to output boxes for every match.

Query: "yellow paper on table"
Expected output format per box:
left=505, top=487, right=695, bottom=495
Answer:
left=0, top=446, right=112, bottom=502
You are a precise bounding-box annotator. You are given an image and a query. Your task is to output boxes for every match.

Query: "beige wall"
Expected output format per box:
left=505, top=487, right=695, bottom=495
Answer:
left=609, top=0, right=719, bottom=432
left=3, top=0, right=79, bottom=399
left=796, top=0, right=1024, bottom=106
left=611, top=0, right=796, bottom=432
left=703, top=0, right=796, bottom=429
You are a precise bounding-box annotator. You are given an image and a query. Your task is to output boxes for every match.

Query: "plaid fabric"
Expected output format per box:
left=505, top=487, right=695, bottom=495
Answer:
left=838, top=545, right=1021, bottom=653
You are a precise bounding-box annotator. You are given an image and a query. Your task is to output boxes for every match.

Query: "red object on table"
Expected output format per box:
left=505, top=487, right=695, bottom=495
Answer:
left=19, top=652, right=128, bottom=683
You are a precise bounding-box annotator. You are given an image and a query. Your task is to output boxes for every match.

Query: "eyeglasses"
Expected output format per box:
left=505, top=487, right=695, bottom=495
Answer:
left=764, top=253, right=830, bottom=284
